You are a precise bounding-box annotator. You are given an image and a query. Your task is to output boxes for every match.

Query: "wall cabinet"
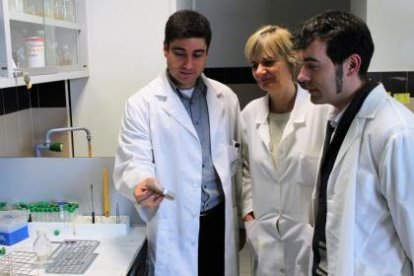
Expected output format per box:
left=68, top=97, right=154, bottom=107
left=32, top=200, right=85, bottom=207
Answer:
left=0, top=0, right=88, bottom=88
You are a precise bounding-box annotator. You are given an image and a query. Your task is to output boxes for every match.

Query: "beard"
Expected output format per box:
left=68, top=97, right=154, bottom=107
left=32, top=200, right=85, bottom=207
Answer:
left=334, top=64, right=343, bottom=94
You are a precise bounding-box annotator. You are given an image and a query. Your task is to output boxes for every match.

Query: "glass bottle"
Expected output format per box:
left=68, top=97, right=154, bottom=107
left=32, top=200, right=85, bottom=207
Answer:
left=64, top=0, right=76, bottom=22
left=44, top=0, right=55, bottom=18
left=8, top=0, right=24, bottom=13
left=54, top=0, right=65, bottom=20
left=33, top=229, right=53, bottom=266
left=58, top=44, right=72, bottom=65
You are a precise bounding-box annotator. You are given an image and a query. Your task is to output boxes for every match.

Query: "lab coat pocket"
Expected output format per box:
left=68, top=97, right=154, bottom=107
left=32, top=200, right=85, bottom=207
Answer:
left=296, top=153, right=320, bottom=186
left=355, top=170, right=378, bottom=217
left=245, top=219, right=258, bottom=255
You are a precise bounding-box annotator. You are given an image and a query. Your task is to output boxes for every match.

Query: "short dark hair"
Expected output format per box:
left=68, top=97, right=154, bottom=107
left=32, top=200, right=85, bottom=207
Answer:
left=294, top=10, right=374, bottom=78
left=164, top=10, right=212, bottom=49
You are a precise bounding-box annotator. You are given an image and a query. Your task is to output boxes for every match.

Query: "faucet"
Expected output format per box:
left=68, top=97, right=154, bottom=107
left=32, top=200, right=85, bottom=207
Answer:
left=35, top=127, right=92, bottom=157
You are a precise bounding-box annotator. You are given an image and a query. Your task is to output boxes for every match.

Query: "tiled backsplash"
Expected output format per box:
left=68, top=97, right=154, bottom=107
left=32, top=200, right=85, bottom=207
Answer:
left=0, top=81, right=66, bottom=115
left=0, top=81, right=70, bottom=157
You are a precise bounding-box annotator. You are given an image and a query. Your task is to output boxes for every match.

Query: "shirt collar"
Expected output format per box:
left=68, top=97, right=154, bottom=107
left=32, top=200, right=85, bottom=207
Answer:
left=328, top=104, right=347, bottom=129
left=166, top=70, right=206, bottom=99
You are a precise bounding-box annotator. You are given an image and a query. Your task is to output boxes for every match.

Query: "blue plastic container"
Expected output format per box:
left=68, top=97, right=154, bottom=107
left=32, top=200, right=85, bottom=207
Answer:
left=0, top=225, right=29, bottom=245
left=0, top=210, right=29, bottom=245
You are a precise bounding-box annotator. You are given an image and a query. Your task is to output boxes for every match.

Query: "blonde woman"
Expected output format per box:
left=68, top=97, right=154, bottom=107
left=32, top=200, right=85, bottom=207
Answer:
left=240, top=25, right=328, bottom=275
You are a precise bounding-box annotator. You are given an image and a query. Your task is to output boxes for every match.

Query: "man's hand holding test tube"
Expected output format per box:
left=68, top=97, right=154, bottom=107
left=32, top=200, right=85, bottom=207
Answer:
left=134, top=177, right=175, bottom=208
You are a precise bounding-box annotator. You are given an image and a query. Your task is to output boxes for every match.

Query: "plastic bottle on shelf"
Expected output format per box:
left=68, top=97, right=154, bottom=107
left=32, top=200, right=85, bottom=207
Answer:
left=25, top=35, right=45, bottom=68
left=33, top=229, right=53, bottom=267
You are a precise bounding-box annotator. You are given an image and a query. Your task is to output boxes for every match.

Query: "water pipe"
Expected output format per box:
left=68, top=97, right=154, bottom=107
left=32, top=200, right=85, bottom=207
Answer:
left=34, top=127, right=92, bottom=157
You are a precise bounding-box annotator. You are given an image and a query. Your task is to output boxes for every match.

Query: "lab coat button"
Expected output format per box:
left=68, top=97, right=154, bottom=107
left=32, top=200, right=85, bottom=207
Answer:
left=280, top=268, right=285, bottom=274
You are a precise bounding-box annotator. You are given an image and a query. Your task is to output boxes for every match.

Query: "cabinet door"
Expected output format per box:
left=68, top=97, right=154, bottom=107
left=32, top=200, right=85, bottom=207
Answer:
left=1, top=0, right=88, bottom=82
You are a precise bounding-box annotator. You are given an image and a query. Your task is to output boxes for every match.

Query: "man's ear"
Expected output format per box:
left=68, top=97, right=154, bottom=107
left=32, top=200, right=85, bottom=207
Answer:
left=346, top=54, right=362, bottom=76
left=163, top=42, right=169, bottom=56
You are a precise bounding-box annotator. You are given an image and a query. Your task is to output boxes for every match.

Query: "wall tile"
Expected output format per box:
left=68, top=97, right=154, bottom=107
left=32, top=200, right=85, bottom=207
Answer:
left=381, top=71, right=409, bottom=94
left=204, top=67, right=255, bottom=84
left=2, top=112, right=22, bottom=156
left=407, top=71, right=414, bottom=97
left=367, top=72, right=382, bottom=84
left=32, top=108, right=70, bottom=157
left=3, top=87, right=19, bottom=114
left=0, top=115, right=6, bottom=156
left=0, top=90, right=4, bottom=116
left=37, top=81, right=66, bottom=108
left=0, top=81, right=68, bottom=157
left=227, top=83, right=263, bottom=109
left=18, top=109, right=36, bottom=156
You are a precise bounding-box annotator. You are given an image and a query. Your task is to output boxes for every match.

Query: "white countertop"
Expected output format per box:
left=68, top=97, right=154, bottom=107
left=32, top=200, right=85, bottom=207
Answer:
left=2, top=223, right=146, bottom=276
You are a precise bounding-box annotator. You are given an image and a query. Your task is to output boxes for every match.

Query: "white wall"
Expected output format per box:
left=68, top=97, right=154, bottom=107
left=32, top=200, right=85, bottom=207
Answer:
left=364, top=0, right=414, bottom=71
left=70, top=1, right=175, bottom=157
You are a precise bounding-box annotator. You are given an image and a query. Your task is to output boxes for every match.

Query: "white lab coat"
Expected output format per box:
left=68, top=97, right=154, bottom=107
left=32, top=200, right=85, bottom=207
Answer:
left=113, top=73, right=241, bottom=276
left=316, top=83, right=414, bottom=275
left=240, top=86, right=329, bottom=276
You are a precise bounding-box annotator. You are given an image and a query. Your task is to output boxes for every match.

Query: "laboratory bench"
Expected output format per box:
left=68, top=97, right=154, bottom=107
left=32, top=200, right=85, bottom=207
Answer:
left=0, top=222, right=146, bottom=276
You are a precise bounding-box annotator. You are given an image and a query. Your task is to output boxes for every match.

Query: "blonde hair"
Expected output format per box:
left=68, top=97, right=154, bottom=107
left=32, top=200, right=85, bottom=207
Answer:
left=245, top=25, right=299, bottom=78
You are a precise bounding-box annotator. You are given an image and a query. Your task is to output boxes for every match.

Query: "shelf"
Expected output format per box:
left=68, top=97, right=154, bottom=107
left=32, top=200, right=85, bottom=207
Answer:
left=0, top=69, right=89, bottom=89
left=9, top=12, right=81, bottom=30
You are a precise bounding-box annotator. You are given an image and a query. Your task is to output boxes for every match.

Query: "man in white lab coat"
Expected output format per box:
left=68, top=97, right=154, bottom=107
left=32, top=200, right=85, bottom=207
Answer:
left=113, top=10, right=241, bottom=276
left=295, top=10, right=414, bottom=275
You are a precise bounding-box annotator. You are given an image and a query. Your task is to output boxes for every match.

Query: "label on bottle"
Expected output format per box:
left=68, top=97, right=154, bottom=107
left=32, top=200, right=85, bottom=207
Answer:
left=25, top=36, right=45, bottom=68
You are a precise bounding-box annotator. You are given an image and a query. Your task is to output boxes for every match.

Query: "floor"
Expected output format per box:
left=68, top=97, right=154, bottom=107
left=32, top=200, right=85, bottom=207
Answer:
left=239, top=246, right=252, bottom=276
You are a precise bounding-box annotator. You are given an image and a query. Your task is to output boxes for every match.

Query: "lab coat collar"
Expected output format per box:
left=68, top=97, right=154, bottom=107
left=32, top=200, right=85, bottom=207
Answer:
left=203, top=74, right=226, bottom=142
left=355, top=82, right=386, bottom=119
left=154, top=72, right=226, bottom=141
left=331, top=82, right=384, bottom=174
left=288, top=85, right=308, bottom=124
left=255, top=85, right=308, bottom=152
left=255, top=85, right=307, bottom=125
left=155, top=72, right=199, bottom=139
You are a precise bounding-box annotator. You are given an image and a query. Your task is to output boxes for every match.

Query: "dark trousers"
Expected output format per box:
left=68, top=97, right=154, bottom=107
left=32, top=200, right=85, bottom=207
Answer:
left=198, top=201, right=225, bottom=276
